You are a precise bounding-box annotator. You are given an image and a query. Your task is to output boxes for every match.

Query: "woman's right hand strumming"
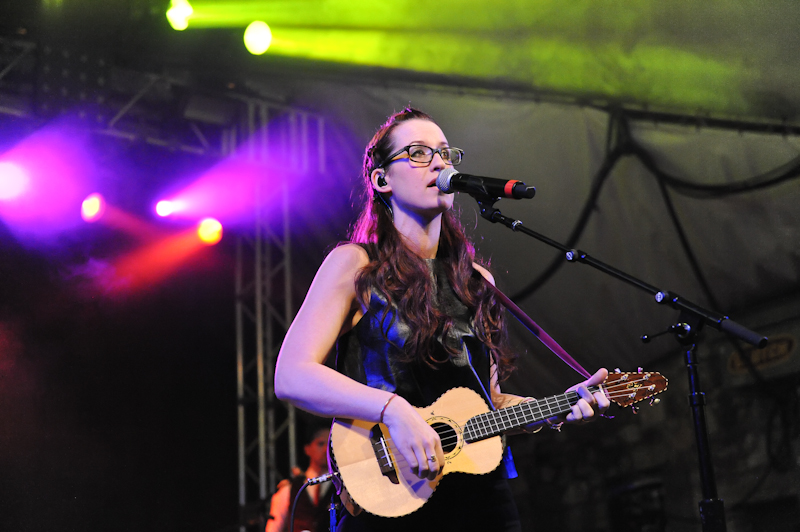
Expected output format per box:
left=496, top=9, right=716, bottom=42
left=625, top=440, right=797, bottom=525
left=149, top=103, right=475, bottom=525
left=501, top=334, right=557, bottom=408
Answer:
left=381, top=394, right=444, bottom=480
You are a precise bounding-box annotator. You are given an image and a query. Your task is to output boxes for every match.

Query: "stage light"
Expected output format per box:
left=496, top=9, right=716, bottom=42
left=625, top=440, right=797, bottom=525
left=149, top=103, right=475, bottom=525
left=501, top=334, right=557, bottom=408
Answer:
left=167, top=0, right=193, bottom=31
left=0, top=125, right=92, bottom=241
left=154, top=157, right=270, bottom=226
left=0, top=162, right=29, bottom=200
left=156, top=200, right=176, bottom=217
left=244, top=21, right=272, bottom=55
left=81, top=193, right=105, bottom=222
left=197, top=217, right=222, bottom=245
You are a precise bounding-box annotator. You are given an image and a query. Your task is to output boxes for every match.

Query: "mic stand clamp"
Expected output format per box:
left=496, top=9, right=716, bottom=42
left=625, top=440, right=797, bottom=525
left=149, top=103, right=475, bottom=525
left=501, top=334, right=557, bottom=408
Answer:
left=474, top=195, right=502, bottom=223
left=641, top=322, right=691, bottom=344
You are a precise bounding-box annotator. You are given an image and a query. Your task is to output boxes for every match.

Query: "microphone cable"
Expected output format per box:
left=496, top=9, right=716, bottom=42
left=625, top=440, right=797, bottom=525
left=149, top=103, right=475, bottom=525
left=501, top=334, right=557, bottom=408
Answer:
left=289, top=472, right=340, bottom=532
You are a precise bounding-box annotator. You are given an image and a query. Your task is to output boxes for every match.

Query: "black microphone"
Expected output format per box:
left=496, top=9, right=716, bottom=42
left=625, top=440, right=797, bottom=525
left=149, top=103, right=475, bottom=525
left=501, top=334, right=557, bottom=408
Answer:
left=436, top=168, right=536, bottom=200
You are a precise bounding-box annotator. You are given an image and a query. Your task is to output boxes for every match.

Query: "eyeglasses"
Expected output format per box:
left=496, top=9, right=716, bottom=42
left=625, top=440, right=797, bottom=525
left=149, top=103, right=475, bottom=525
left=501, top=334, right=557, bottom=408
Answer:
left=378, top=144, right=464, bottom=169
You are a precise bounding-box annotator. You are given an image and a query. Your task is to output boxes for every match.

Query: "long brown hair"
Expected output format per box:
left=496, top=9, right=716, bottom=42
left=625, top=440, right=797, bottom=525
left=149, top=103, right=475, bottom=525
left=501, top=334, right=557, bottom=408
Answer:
left=349, top=108, right=516, bottom=380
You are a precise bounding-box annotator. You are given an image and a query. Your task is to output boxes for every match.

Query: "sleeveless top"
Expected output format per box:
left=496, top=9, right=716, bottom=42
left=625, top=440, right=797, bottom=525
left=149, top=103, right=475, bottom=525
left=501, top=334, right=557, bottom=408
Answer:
left=336, top=258, right=494, bottom=409
left=333, top=257, right=522, bottom=532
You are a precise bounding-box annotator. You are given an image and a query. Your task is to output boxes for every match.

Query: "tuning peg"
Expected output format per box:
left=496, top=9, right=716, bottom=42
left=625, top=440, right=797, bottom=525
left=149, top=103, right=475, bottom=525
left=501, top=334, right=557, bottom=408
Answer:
left=650, top=398, right=661, bottom=406
left=631, top=405, right=639, bottom=414
left=637, top=367, right=643, bottom=373
left=614, top=368, right=621, bottom=373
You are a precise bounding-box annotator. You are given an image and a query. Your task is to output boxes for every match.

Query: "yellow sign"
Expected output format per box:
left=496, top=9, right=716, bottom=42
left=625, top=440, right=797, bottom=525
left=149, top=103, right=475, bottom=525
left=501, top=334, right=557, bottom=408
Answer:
left=728, top=335, right=795, bottom=375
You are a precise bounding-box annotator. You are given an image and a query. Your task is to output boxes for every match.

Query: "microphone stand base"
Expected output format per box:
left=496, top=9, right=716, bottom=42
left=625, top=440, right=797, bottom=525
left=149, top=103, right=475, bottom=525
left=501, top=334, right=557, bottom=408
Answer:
left=699, top=498, right=727, bottom=532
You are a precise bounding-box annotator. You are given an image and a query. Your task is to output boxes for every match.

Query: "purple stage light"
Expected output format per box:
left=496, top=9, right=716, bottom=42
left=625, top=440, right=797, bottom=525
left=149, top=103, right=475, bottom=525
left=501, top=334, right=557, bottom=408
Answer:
left=0, top=126, right=93, bottom=242
left=155, top=200, right=176, bottom=217
left=156, top=158, right=275, bottom=226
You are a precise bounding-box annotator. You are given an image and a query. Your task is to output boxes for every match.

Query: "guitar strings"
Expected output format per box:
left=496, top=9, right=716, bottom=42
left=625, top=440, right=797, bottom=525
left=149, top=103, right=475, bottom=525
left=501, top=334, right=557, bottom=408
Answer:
left=369, top=376, right=663, bottom=469
left=374, top=374, right=661, bottom=448
left=374, top=378, right=660, bottom=453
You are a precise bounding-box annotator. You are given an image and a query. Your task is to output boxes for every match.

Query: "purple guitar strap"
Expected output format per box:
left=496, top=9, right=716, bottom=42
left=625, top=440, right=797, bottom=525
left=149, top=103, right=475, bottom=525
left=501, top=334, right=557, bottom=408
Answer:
left=486, top=281, right=591, bottom=380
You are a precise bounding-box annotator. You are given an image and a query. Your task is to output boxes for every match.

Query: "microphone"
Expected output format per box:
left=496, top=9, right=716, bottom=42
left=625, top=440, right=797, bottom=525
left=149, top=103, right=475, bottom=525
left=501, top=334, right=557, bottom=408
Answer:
left=436, top=167, right=536, bottom=199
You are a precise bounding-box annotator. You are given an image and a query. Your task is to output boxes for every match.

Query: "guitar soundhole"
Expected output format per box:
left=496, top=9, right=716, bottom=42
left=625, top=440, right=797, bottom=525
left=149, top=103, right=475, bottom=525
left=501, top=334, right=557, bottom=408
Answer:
left=431, top=422, right=457, bottom=453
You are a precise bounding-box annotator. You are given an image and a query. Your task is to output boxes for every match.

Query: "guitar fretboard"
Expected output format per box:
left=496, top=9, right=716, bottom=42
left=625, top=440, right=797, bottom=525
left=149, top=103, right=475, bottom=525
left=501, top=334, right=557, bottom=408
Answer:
left=463, top=385, right=601, bottom=443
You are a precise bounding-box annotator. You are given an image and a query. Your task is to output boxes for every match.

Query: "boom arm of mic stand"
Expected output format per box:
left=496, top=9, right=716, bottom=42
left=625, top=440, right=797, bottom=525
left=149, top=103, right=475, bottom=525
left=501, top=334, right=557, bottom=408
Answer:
left=473, top=196, right=767, bottom=348
left=474, top=195, right=764, bottom=532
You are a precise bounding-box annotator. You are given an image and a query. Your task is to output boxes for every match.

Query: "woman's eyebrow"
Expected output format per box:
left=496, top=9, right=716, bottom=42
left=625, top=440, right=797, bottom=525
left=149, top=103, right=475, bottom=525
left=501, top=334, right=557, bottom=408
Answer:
left=407, top=140, right=450, bottom=147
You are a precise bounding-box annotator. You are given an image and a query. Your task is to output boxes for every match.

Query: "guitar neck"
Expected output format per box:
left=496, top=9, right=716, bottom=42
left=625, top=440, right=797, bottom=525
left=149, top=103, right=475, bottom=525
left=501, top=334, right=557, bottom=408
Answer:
left=463, top=385, right=601, bottom=443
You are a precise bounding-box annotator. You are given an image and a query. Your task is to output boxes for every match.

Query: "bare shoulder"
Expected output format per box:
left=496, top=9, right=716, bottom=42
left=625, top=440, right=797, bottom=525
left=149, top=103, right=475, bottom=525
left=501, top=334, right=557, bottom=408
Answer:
left=301, top=244, right=370, bottom=337
left=319, top=243, right=370, bottom=279
left=472, top=262, right=496, bottom=286
left=291, top=243, right=369, bottom=340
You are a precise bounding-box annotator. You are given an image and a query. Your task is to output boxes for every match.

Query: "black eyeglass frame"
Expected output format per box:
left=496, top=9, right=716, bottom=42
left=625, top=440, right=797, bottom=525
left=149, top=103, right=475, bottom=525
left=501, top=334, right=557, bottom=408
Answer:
left=376, top=144, right=464, bottom=170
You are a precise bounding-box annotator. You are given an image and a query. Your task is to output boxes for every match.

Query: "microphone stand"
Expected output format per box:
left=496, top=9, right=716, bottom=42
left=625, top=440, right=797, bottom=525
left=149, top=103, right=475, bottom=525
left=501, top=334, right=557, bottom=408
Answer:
left=471, top=195, right=767, bottom=532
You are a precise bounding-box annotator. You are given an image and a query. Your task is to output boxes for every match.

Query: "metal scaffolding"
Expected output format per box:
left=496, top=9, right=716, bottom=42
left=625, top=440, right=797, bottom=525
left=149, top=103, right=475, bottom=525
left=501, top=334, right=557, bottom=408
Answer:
left=233, top=104, right=326, bottom=531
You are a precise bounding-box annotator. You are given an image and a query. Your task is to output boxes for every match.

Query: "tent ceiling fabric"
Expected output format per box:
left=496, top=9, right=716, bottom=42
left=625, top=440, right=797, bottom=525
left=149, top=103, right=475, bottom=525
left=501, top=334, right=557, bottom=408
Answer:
left=277, top=81, right=800, bottom=394
left=209, top=0, right=800, bottom=123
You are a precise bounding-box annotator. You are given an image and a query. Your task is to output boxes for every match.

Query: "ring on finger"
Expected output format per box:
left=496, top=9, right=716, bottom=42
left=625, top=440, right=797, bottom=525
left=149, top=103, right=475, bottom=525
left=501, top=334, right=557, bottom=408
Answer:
left=428, top=455, right=437, bottom=462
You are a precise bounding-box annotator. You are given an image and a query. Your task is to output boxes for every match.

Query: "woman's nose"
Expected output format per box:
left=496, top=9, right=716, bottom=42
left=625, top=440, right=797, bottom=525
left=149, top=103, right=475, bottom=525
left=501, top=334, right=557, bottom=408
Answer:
left=430, top=151, right=447, bottom=171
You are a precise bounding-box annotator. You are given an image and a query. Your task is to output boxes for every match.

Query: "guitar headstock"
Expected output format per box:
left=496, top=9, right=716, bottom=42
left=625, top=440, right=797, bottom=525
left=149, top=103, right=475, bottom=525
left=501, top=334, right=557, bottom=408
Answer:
left=604, top=371, right=668, bottom=408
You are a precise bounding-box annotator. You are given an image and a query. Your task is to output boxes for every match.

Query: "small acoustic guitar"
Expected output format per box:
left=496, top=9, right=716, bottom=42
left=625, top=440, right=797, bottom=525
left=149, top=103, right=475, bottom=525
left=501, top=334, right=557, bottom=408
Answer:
left=330, top=371, right=668, bottom=518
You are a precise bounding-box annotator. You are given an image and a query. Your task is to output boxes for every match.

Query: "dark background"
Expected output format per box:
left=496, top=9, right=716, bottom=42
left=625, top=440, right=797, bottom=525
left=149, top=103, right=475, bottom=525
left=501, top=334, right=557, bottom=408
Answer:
left=0, top=213, right=242, bottom=531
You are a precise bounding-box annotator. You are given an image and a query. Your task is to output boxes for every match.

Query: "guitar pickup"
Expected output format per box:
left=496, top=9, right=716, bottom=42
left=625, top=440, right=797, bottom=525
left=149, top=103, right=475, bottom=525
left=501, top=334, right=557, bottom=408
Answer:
left=370, top=425, right=399, bottom=484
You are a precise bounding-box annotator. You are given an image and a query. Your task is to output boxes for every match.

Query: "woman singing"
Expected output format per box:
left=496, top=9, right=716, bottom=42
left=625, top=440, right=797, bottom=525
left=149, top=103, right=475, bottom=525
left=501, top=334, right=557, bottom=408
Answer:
left=274, top=107, right=609, bottom=531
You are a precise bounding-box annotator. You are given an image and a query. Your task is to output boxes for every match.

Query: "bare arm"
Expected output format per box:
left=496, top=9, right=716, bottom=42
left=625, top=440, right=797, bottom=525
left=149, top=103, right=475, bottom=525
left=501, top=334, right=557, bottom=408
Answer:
left=275, top=244, right=387, bottom=419
left=264, top=484, right=289, bottom=532
left=274, top=244, right=443, bottom=479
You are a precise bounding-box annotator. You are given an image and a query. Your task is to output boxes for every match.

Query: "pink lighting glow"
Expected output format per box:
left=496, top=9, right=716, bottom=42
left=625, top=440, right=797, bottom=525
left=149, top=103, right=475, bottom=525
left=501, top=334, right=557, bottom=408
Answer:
left=0, top=125, right=93, bottom=241
left=0, top=162, right=30, bottom=200
left=157, top=158, right=279, bottom=227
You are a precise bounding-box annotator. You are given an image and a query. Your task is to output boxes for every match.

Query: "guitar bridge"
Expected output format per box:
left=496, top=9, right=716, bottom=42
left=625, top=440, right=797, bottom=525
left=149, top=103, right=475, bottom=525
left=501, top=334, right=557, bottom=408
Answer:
left=370, top=425, right=399, bottom=484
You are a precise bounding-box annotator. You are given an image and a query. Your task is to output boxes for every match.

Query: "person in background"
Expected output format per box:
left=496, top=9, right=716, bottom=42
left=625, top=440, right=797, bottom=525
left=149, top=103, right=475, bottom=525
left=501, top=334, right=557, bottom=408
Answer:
left=266, top=426, right=331, bottom=532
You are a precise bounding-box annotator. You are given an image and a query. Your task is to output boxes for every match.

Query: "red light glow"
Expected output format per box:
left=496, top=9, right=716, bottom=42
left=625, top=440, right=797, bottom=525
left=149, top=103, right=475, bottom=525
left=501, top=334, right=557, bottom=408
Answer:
left=111, top=228, right=207, bottom=291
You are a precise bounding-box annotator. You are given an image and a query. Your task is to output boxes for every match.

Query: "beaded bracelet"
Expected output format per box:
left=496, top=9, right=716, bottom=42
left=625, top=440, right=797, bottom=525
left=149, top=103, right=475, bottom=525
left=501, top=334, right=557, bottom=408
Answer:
left=379, top=393, right=398, bottom=424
